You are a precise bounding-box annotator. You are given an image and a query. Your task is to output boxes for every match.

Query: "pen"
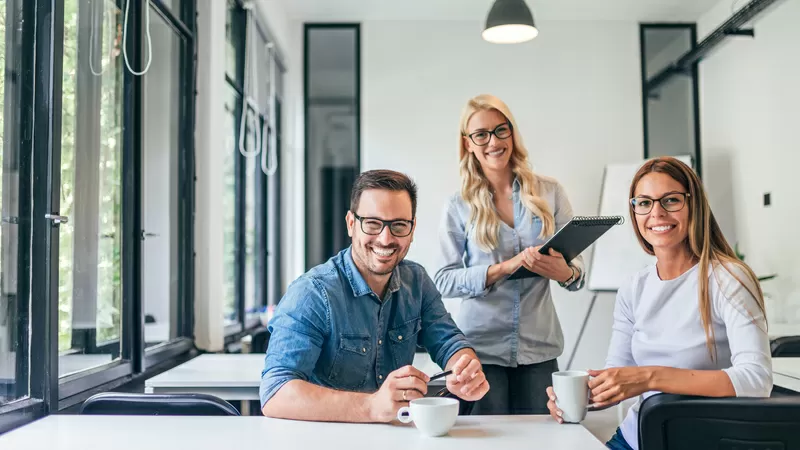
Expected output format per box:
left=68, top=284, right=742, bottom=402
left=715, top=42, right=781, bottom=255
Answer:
left=428, top=370, right=453, bottom=382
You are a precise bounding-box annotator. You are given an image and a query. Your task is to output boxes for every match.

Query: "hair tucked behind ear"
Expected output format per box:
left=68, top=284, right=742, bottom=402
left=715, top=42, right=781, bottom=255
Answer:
left=458, top=94, right=554, bottom=252
left=629, top=157, right=767, bottom=361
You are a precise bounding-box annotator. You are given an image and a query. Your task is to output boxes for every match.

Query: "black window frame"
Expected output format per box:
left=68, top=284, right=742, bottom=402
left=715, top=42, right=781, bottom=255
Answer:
left=639, top=23, right=702, bottom=178
left=0, top=0, right=199, bottom=430
left=0, top=0, right=53, bottom=432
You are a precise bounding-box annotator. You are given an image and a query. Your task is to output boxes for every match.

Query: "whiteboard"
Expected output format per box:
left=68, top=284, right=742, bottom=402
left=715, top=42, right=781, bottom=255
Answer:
left=587, top=155, right=693, bottom=291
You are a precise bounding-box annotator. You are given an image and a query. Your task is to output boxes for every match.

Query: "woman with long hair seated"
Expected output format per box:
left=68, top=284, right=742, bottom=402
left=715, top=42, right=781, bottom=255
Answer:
left=546, top=156, right=772, bottom=450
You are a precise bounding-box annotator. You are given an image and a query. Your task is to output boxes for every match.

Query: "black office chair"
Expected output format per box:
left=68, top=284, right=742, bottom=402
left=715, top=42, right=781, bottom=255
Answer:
left=79, top=392, right=240, bottom=416
left=639, top=393, right=800, bottom=450
left=250, top=328, right=271, bottom=354
left=433, top=387, right=476, bottom=415
left=772, top=335, right=800, bottom=357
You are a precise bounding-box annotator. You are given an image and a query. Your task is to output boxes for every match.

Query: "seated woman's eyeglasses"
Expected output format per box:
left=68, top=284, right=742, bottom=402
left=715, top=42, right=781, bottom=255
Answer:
left=630, top=192, right=690, bottom=215
left=465, top=123, right=512, bottom=146
left=353, top=212, right=414, bottom=237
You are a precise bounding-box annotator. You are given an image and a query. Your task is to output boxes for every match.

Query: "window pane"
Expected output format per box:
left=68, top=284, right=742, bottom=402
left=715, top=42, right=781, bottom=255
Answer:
left=159, top=0, right=182, bottom=17
left=306, top=27, right=359, bottom=268
left=142, top=6, right=183, bottom=348
left=244, top=122, right=256, bottom=321
left=1, top=0, right=29, bottom=404
left=222, top=86, right=239, bottom=327
left=642, top=27, right=697, bottom=162
left=225, top=1, right=245, bottom=87
left=58, top=0, right=123, bottom=376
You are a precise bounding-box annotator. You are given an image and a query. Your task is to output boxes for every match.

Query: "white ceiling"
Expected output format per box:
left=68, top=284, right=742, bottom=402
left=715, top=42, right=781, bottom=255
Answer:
left=284, top=0, right=722, bottom=22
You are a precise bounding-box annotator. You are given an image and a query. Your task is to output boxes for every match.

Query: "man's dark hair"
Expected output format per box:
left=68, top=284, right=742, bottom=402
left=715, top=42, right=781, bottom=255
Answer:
left=350, top=170, right=418, bottom=217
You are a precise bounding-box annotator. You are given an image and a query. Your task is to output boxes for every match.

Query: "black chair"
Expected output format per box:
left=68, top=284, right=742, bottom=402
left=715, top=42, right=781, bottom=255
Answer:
left=433, top=387, right=476, bottom=415
left=772, top=336, right=800, bottom=357
left=250, top=328, right=271, bottom=354
left=79, top=392, right=240, bottom=416
left=639, top=393, right=800, bottom=450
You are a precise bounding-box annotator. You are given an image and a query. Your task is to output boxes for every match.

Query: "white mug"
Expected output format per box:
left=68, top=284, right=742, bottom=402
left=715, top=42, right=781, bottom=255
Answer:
left=397, top=397, right=459, bottom=437
left=551, top=370, right=591, bottom=423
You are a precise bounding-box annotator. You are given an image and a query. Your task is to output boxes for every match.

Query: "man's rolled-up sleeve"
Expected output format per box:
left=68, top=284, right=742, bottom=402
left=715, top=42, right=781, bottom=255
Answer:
left=259, top=277, right=330, bottom=408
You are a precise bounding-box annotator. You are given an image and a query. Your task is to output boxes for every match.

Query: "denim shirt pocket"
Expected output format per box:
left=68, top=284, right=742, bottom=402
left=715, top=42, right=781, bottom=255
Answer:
left=328, top=333, right=372, bottom=390
left=387, top=317, right=422, bottom=369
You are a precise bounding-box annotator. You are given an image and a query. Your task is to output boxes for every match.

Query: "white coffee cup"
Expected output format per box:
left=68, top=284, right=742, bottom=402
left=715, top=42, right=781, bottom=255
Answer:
left=397, top=397, right=459, bottom=437
left=551, top=370, right=591, bottom=423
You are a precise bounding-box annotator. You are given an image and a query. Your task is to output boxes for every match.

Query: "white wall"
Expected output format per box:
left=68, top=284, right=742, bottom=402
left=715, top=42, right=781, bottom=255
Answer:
left=362, top=20, right=643, bottom=370
left=194, top=0, right=228, bottom=351
left=699, top=0, right=800, bottom=324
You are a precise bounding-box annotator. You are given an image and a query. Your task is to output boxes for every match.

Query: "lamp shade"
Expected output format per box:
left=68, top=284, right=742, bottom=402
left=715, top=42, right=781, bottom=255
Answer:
left=482, top=0, right=538, bottom=44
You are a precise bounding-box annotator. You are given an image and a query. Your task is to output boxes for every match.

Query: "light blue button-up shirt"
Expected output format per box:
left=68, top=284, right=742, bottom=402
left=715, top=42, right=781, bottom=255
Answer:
left=260, top=247, right=473, bottom=408
left=434, top=176, right=585, bottom=367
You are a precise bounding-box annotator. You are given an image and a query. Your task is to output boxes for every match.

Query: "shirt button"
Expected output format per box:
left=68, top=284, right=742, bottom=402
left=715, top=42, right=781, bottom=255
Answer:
left=362, top=348, right=366, bottom=353
left=378, top=375, right=383, bottom=380
left=398, top=336, right=403, bottom=341
left=378, top=340, right=383, bottom=345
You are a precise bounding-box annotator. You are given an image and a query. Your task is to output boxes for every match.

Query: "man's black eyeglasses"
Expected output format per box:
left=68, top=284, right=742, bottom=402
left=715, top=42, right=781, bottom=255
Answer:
left=352, top=212, right=414, bottom=237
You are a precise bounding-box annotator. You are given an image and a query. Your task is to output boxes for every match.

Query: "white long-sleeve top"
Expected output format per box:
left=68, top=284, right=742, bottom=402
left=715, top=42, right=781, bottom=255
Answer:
left=606, top=262, right=773, bottom=450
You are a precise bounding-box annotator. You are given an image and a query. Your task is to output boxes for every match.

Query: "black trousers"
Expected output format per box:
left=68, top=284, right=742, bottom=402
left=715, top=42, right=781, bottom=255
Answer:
left=471, top=359, right=558, bottom=415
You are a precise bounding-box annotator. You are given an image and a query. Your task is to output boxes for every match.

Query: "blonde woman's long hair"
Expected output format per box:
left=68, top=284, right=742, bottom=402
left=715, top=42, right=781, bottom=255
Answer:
left=629, top=157, right=767, bottom=360
left=459, top=94, right=554, bottom=252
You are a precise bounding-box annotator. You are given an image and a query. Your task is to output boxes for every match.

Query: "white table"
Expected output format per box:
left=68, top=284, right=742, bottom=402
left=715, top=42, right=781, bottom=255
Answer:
left=144, top=352, right=445, bottom=401
left=773, top=357, right=800, bottom=392
left=145, top=354, right=265, bottom=400
left=0, top=414, right=607, bottom=449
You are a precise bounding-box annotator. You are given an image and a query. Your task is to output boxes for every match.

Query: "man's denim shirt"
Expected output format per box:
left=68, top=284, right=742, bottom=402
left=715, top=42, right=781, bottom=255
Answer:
left=259, top=247, right=472, bottom=408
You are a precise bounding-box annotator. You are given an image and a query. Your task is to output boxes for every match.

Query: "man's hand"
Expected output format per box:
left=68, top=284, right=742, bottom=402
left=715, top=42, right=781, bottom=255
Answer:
left=366, top=365, right=429, bottom=422
left=446, top=353, right=489, bottom=402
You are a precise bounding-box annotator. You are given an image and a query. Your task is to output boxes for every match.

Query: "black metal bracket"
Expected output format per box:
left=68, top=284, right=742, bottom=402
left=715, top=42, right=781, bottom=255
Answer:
left=646, top=0, right=782, bottom=92
left=724, top=28, right=755, bottom=37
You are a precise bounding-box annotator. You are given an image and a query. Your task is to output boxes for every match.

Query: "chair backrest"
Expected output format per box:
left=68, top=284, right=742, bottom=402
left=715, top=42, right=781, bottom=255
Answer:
left=433, top=387, right=475, bottom=415
left=639, top=393, right=800, bottom=450
left=250, top=328, right=271, bottom=354
left=771, top=336, right=800, bottom=357
left=79, top=392, right=240, bottom=416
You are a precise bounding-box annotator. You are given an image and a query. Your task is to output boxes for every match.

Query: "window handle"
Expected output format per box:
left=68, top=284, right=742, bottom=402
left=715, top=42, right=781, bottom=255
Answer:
left=45, top=213, right=69, bottom=225
left=141, top=231, right=159, bottom=240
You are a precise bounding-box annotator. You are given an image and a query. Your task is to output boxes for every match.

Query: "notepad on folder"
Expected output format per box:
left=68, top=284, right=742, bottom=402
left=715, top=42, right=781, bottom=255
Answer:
left=508, top=215, right=624, bottom=280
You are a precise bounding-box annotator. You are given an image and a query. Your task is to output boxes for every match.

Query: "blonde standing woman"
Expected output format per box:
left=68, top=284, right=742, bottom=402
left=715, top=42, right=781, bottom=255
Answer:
left=434, top=94, right=586, bottom=415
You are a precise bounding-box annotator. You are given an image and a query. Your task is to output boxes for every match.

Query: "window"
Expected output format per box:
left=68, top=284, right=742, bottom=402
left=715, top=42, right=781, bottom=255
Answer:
left=222, top=85, right=239, bottom=328
left=640, top=24, right=702, bottom=176
left=0, top=0, right=30, bottom=406
left=142, top=3, right=186, bottom=349
left=223, top=2, right=244, bottom=330
left=304, top=25, right=360, bottom=269
left=58, top=0, right=124, bottom=376
left=223, top=0, right=284, bottom=337
left=1, top=0, right=198, bottom=433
